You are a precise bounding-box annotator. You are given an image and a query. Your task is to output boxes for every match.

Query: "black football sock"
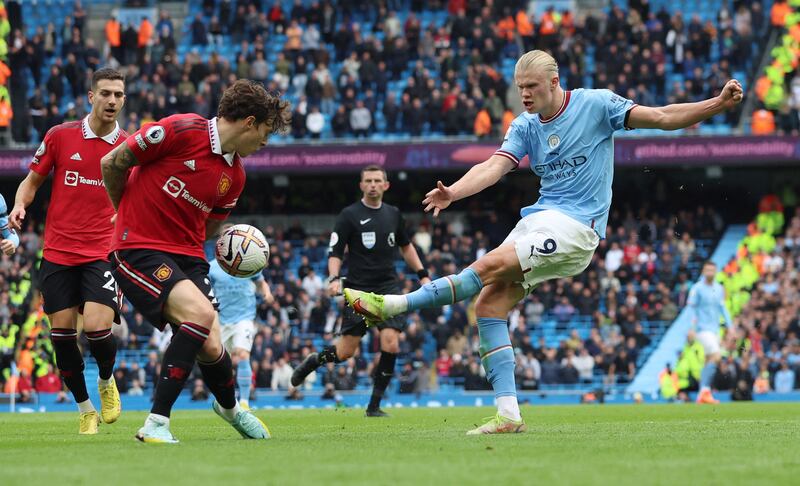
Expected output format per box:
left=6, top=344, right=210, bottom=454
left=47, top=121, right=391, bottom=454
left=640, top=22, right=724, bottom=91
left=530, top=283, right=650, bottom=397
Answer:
left=368, top=351, right=397, bottom=411
left=51, top=328, right=89, bottom=403
left=198, top=349, right=237, bottom=410
left=151, top=322, right=208, bottom=417
left=86, top=328, right=117, bottom=380
left=318, top=345, right=343, bottom=365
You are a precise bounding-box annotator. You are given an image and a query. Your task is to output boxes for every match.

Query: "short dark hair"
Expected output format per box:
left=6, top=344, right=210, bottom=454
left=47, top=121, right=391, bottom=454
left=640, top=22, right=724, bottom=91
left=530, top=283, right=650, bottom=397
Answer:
left=360, top=164, right=387, bottom=181
left=703, top=260, right=717, bottom=268
left=91, top=68, right=125, bottom=89
left=217, top=79, right=292, bottom=134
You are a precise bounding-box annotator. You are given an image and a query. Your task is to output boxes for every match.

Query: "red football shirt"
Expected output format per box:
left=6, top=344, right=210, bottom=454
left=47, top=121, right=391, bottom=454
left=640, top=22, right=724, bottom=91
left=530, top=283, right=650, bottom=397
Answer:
left=30, top=117, right=127, bottom=265
left=112, top=114, right=245, bottom=259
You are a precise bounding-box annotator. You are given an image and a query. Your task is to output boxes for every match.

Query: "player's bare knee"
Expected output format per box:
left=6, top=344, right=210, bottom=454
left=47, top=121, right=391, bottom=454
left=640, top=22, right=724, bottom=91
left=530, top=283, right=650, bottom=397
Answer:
left=337, top=347, right=354, bottom=360
left=182, top=302, right=215, bottom=329
left=81, top=309, right=114, bottom=332
left=49, top=308, right=78, bottom=330
left=81, top=317, right=109, bottom=333
left=469, top=258, right=496, bottom=285
left=336, top=343, right=356, bottom=360
left=380, top=330, right=400, bottom=354
left=381, top=341, right=400, bottom=354
left=475, top=283, right=519, bottom=317
left=470, top=245, right=519, bottom=286
left=199, top=336, right=223, bottom=360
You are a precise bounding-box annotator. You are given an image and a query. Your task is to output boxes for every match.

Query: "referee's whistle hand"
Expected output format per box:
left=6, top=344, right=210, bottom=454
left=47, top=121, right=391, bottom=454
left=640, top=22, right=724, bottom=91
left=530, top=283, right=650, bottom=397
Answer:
left=327, top=281, right=341, bottom=297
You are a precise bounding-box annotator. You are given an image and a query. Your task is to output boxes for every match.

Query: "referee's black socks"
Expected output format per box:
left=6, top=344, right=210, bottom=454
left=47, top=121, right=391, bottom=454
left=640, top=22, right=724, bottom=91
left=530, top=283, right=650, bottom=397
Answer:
left=368, top=351, right=397, bottom=411
left=318, top=345, right=342, bottom=365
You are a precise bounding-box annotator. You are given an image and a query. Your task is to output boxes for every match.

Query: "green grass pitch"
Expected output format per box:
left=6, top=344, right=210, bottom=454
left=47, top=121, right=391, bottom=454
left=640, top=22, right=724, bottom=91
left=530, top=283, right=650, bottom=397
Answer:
left=1, top=403, right=798, bottom=485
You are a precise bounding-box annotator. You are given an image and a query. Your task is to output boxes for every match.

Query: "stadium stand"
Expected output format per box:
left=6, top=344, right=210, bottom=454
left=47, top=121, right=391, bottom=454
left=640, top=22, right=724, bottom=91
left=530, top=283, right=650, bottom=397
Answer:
left=0, top=0, right=773, bottom=146
left=0, top=1, right=793, bottom=406
left=0, top=194, right=723, bottom=403
left=663, top=194, right=800, bottom=401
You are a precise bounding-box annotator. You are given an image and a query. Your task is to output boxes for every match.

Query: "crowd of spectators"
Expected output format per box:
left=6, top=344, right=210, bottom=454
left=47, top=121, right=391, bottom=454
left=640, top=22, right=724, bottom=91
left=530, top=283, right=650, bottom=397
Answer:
left=2, top=0, right=766, bottom=145
left=1, top=200, right=723, bottom=401
left=666, top=204, right=800, bottom=401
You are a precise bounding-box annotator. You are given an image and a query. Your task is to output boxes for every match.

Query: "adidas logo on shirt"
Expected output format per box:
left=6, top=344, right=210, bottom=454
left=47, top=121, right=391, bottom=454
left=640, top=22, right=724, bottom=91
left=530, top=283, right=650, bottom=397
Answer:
left=70, top=152, right=82, bottom=161
left=184, top=160, right=196, bottom=171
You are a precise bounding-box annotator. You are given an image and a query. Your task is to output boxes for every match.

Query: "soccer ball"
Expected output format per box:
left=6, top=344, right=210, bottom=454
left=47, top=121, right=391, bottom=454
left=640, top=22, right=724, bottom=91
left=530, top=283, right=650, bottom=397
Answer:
left=215, top=224, right=270, bottom=277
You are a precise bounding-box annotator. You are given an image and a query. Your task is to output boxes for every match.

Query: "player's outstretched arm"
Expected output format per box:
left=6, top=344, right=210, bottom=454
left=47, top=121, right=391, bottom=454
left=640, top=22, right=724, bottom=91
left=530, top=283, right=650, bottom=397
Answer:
left=627, top=79, right=744, bottom=131
left=101, top=144, right=139, bottom=211
left=423, top=154, right=515, bottom=217
left=9, top=171, right=47, bottom=231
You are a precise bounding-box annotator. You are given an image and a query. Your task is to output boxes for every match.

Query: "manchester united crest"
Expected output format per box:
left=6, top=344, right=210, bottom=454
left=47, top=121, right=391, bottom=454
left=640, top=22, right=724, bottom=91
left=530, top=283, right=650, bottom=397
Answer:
left=218, top=173, right=232, bottom=196
left=153, top=263, right=173, bottom=282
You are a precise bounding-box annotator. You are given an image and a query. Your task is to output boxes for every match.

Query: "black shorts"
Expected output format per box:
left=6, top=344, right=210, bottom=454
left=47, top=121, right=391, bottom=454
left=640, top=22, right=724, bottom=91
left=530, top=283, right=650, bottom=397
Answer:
left=338, top=285, right=405, bottom=337
left=39, top=258, right=121, bottom=322
left=110, top=249, right=217, bottom=331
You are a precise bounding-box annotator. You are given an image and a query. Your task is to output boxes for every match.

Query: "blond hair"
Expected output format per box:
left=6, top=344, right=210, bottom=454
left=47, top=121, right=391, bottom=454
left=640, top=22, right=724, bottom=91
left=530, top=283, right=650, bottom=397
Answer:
left=515, top=50, right=559, bottom=77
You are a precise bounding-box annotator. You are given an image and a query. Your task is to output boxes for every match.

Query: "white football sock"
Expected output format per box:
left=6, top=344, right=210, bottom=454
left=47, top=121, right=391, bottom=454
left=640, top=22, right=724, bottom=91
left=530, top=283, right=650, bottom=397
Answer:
left=497, top=396, right=521, bottom=421
left=98, top=377, right=113, bottom=388
left=147, top=413, right=170, bottom=426
left=219, top=402, right=241, bottom=421
left=77, top=399, right=95, bottom=413
left=384, top=294, right=407, bottom=315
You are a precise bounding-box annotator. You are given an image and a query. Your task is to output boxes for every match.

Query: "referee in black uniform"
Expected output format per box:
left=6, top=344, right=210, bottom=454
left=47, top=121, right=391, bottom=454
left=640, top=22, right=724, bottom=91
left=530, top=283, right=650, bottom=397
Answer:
left=291, top=164, right=430, bottom=416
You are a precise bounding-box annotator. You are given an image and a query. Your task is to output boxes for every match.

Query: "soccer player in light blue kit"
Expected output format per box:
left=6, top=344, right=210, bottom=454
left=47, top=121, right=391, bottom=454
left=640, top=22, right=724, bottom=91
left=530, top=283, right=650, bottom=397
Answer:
left=208, top=230, right=274, bottom=410
left=687, top=261, right=733, bottom=404
left=0, top=194, right=19, bottom=256
left=346, top=50, right=744, bottom=434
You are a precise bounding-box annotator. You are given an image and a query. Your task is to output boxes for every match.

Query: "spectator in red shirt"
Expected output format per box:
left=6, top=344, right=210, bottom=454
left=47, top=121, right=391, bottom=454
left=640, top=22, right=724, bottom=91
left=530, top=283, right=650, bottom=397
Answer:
left=435, top=349, right=452, bottom=377
left=623, top=235, right=642, bottom=265
left=35, top=364, right=63, bottom=393
left=16, top=369, right=34, bottom=402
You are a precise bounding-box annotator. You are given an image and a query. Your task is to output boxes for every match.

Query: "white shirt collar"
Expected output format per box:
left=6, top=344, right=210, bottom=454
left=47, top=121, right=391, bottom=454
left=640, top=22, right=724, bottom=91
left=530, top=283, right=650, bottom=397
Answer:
left=81, top=116, right=121, bottom=144
left=208, top=117, right=236, bottom=166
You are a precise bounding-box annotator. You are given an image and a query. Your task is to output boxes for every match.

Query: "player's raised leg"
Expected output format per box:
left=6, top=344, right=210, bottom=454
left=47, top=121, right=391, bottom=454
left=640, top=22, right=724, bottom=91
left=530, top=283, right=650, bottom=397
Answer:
left=83, top=301, right=120, bottom=424
left=49, top=307, right=100, bottom=434
left=466, top=280, right=528, bottom=435
left=346, top=242, right=521, bottom=322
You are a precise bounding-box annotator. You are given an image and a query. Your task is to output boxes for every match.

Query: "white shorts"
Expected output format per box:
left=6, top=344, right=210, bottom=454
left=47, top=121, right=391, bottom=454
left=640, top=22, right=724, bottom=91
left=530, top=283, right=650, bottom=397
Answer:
left=503, top=210, right=600, bottom=294
left=220, top=319, right=256, bottom=354
left=696, top=330, right=721, bottom=356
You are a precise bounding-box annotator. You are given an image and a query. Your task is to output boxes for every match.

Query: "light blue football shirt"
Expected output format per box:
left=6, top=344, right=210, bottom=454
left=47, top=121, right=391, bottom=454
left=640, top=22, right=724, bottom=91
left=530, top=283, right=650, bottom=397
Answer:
left=496, top=88, right=635, bottom=238
left=687, top=279, right=733, bottom=333
left=0, top=194, right=19, bottom=248
left=208, top=258, right=264, bottom=324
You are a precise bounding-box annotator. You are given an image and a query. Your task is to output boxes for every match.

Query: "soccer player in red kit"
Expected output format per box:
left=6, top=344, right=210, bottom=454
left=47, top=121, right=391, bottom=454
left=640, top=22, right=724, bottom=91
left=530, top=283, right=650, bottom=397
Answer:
left=9, top=68, right=127, bottom=435
left=101, top=79, right=291, bottom=444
